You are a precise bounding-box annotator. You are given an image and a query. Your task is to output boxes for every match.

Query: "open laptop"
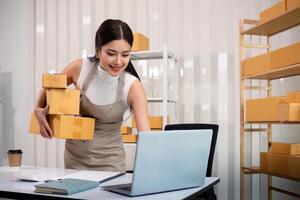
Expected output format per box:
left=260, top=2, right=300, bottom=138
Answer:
left=102, top=129, right=212, bottom=196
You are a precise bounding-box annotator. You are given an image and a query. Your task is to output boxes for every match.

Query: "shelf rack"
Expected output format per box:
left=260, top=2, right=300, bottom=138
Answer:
left=131, top=45, right=178, bottom=128
left=240, top=6, right=300, bottom=200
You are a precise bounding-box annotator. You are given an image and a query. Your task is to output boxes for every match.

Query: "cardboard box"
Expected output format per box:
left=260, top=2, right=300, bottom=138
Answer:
left=42, top=74, right=67, bottom=89
left=48, top=115, right=95, bottom=140
left=29, top=112, right=40, bottom=134
left=290, top=156, right=300, bottom=179
left=260, top=152, right=269, bottom=172
left=131, top=33, right=149, bottom=52
left=259, top=1, right=286, bottom=24
left=46, top=89, right=80, bottom=115
left=132, top=116, right=165, bottom=130
left=287, top=91, right=300, bottom=103
left=246, top=97, right=286, bottom=122
left=271, top=42, right=300, bottom=69
left=121, top=126, right=132, bottom=135
left=287, top=0, right=300, bottom=11
left=29, top=113, right=95, bottom=140
left=243, top=53, right=271, bottom=76
left=122, top=134, right=138, bottom=143
left=271, top=142, right=300, bottom=155
left=268, top=153, right=291, bottom=176
left=280, top=103, right=300, bottom=121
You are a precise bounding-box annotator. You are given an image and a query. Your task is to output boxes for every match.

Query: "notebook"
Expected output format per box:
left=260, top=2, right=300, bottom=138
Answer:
left=102, top=129, right=212, bottom=196
left=34, top=178, right=99, bottom=195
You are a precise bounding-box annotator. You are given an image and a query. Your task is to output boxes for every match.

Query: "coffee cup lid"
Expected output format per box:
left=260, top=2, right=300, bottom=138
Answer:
left=7, top=149, right=23, bottom=154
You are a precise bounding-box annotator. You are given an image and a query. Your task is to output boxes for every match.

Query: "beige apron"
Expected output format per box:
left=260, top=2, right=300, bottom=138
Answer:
left=64, top=61, right=127, bottom=172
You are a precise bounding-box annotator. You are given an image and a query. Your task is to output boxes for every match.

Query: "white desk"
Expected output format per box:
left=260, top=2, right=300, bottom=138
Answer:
left=0, top=166, right=220, bottom=200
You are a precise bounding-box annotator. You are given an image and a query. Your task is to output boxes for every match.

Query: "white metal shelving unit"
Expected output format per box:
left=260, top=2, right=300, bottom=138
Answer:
left=131, top=44, right=179, bottom=128
left=124, top=45, right=179, bottom=171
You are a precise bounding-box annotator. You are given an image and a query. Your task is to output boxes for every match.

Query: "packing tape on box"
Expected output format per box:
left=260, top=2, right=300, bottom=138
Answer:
left=73, top=118, right=83, bottom=126
left=72, top=131, right=82, bottom=139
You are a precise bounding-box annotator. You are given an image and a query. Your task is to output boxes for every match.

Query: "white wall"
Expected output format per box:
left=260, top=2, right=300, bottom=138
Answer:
left=0, top=0, right=34, bottom=166
left=1, top=0, right=300, bottom=199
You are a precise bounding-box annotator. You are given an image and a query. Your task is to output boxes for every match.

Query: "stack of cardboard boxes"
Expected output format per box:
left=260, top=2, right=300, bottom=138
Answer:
left=247, top=91, right=300, bottom=179
left=246, top=91, right=300, bottom=122
left=29, top=74, right=95, bottom=140
left=259, top=0, right=300, bottom=24
left=121, top=116, right=165, bottom=143
left=243, top=42, right=300, bottom=77
left=242, top=0, right=300, bottom=77
left=260, top=143, right=300, bottom=179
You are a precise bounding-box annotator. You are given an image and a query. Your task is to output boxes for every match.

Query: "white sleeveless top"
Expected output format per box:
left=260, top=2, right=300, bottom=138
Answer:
left=77, top=58, right=138, bottom=108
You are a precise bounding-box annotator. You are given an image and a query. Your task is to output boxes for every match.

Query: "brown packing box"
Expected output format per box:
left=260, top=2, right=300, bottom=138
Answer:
left=267, top=153, right=291, bottom=177
left=49, top=115, right=95, bottom=140
left=290, top=156, right=300, bottom=179
left=42, top=74, right=67, bottom=89
left=270, top=42, right=300, bottom=70
left=259, top=0, right=286, bottom=24
left=132, top=116, right=166, bottom=130
left=29, top=112, right=40, bottom=134
left=279, top=103, right=300, bottom=121
left=46, top=89, right=80, bottom=115
left=29, top=113, right=95, bottom=140
left=122, top=134, right=138, bottom=143
left=287, top=91, right=300, bottom=103
left=131, top=33, right=149, bottom=52
left=260, top=152, right=268, bottom=172
left=243, top=53, right=271, bottom=76
left=287, top=0, right=300, bottom=11
left=120, top=126, right=132, bottom=135
left=245, top=97, right=286, bottom=122
left=271, top=142, right=300, bottom=155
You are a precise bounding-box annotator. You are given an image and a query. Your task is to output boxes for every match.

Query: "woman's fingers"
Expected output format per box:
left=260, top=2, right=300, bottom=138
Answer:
left=42, top=117, right=53, bottom=137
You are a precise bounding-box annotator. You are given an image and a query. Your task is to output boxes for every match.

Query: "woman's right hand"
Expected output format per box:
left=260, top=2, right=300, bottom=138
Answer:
left=34, top=105, right=53, bottom=139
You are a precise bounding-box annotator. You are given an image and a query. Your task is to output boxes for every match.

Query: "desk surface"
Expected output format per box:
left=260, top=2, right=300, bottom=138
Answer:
left=0, top=166, right=220, bottom=200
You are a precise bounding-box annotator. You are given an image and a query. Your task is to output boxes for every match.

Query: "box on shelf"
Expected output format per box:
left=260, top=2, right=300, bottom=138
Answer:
left=271, top=142, right=300, bottom=155
left=287, top=0, right=300, bottom=11
left=121, top=126, right=132, bottom=135
left=287, top=91, right=300, bottom=103
left=132, top=116, right=166, bottom=130
left=271, top=42, right=300, bottom=69
left=29, top=113, right=95, bottom=140
left=42, top=74, right=67, bottom=89
left=122, top=134, right=137, bottom=143
left=260, top=152, right=268, bottom=172
left=131, top=33, right=149, bottom=52
left=46, top=89, right=80, bottom=115
left=243, top=53, right=271, bottom=76
left=268, top=153, right=291, bottom=177
left=245, top=97, right=286, bottom=122
left=290, top=156, right=300, bottom=179
left=259, top=0, right=286, bottom=24
left=280, top=103, right=300, bottom=121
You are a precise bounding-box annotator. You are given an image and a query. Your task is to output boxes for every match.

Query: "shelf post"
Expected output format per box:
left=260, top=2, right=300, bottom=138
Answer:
left=162, top=44, right=168, bottom=128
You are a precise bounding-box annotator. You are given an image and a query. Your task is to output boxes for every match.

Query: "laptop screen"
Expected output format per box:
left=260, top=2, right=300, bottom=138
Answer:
left=131, top=129, right=212, bottom=195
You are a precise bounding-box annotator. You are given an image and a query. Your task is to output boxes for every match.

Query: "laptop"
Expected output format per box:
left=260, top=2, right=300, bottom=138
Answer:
left=102, top=129, right=212, bottom=196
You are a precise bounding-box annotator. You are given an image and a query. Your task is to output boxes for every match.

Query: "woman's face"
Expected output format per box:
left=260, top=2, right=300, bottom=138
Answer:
left=97, top=39, right=131, bottom=77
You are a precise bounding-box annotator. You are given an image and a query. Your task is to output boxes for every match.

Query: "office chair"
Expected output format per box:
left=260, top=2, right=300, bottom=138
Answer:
left=164, top=123, right=219, bottom=200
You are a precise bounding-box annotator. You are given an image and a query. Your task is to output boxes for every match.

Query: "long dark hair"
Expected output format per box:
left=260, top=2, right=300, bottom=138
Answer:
left=89, top=19, right=140, bottom=80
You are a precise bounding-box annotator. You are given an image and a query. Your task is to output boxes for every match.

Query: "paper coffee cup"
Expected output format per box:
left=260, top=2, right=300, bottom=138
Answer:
left=7, top=149, right=22, bottom=167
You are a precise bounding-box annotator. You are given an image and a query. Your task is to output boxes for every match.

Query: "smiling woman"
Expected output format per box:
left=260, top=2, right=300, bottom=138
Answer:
left=33, top=19, right=151, bottom=172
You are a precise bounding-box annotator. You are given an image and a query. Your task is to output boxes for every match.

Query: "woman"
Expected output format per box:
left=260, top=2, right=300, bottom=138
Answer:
left=34, top=19, right=150, bottom=172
